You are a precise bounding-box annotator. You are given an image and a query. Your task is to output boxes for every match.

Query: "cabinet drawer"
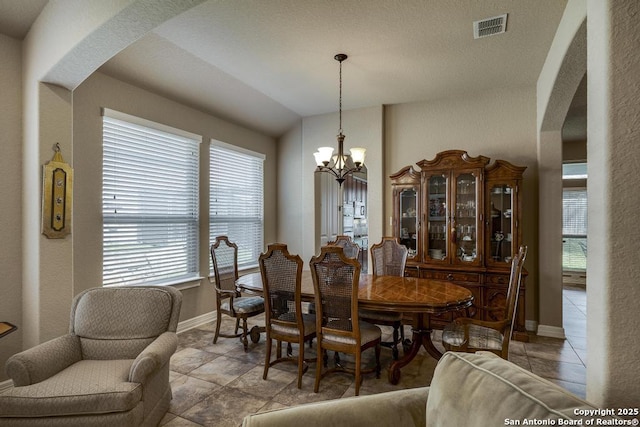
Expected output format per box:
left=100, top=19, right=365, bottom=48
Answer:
left=422, top=270, right=480, bottom=283
left=485, top=274, right=510, bottom=285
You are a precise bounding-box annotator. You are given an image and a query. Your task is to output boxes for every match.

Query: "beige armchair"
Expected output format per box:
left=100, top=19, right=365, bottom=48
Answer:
left=0, top=286, right=182, bottom=427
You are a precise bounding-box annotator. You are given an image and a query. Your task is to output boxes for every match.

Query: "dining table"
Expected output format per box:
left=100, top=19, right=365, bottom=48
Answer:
left=236, top=271, right=473, bottom=384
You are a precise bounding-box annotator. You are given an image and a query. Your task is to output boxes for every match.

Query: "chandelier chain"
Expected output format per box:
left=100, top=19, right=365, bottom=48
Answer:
left=339, top=58, right=343, bottom=133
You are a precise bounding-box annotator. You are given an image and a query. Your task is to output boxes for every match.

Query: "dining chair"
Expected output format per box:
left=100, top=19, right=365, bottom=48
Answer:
left=259, top=243, right=316, bottom=389
left=310, top=245, right=381, bottom=396
left=359, top=237, right=408, bottom=359
left=327, top=235, right=360, bottom=259
left=442, top=245, right=528, bottom=359
left=211, top=236, right=265, bottom=352
left=323, top=236, right=361, bottom=365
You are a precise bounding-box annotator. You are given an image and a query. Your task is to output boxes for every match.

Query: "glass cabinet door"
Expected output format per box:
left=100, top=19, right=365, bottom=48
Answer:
left=427, top=174, right=447, bottom=261
left=453, top=172, right=480, bottom=264
left=398, top=188, right=419, bottom=260
left=488, top=183, right=514, bottom=265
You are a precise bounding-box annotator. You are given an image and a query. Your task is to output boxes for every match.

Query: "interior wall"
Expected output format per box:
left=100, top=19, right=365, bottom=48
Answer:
left=17, top=0, right=204, bottom=360
left=277, top=121, right=303, bottom=255
left=586, top=0, right=640, bottom=406
left=384, top=86, right=539, bottom=327
left=0, top=34, right=23, bottom=382
left=73, top=71, right=278, bottom=322
left=536, top=0, right=587, bottom=338
left=563, top=140, right=587, bottom=161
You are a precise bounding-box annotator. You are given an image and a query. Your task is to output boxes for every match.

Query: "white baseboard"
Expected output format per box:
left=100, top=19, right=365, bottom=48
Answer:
left=0, top=379, right=12, bottom=393
left=525, top=320, right=538, bottom=332
left=177, top=311, right=216, bottom=334
left=537, top=324, right=566, bottom=339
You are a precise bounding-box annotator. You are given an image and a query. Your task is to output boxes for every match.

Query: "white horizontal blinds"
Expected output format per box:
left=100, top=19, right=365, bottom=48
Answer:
left=562, top=189, right=587, bottom=236
left=103, top=114, right=200, bottom=286
left=210, top=142, right=264, bottom=271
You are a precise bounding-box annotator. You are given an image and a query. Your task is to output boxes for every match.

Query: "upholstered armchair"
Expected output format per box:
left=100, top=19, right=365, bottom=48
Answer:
left=0, top=286, right=182, bottom=427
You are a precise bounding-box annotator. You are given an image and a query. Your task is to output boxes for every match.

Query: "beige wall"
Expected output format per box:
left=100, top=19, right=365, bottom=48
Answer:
left=384, top=87, right=540, bottom=326
left=536, top=0, right=587, bottom=338
left=0, top=34, right=23, bottom=381
left=586, top=0, right=640, bottom=406
left=563, top=140, right=587, bottom=162
left=283, top=107, right=384, bottom=265
left=15, top=0, right=204, bottom=361
left=72, top=71, right=278, bottom=323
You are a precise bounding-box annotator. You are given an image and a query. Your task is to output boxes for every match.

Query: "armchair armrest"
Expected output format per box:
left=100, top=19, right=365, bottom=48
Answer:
left=129, top=332, right=178, bottom=383
left=243, top=387, right=429, bottom=427
left=6, top=334, right=82, bottom=386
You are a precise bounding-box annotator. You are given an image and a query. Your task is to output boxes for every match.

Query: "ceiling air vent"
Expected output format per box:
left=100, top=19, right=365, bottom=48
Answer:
left=473, top=14, right=508, bottom=39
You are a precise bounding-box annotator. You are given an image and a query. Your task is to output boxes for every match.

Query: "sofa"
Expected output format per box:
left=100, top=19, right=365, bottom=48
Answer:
left=0, top=286, right=182, bottom=427
left=243, top=351, right=617, bottom=427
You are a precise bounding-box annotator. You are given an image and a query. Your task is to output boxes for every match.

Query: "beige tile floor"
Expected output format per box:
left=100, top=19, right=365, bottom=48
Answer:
left=161, top=285, right=587, bottom=427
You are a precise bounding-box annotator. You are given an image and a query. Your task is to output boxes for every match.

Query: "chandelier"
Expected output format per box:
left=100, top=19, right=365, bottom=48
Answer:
left=313, top=53, right=366, bottom=186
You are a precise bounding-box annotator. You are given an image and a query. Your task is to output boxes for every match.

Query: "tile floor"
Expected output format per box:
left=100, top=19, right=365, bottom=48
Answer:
left=161, top=285, right=587, bottom=427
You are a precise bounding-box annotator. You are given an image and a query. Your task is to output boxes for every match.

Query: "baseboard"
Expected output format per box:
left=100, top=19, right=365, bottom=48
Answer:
left=0, top=379, right=12, bottom=393
left=177, top=311, right=216, bottom=334
left=525, top=320, right=538, bottom=332
left=537, top=324, right=566, bottom=339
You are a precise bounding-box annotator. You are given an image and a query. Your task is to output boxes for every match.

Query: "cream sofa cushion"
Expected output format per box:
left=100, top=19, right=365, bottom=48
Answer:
left=426, top=351, right=615, bottom=426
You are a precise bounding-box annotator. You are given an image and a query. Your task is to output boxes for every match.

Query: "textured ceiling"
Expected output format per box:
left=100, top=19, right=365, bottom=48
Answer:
left=0, top=0, right=48, bottom=39
left=1, top=1, right=577, bottom=139
left=99, top=0, right=570, bottom=137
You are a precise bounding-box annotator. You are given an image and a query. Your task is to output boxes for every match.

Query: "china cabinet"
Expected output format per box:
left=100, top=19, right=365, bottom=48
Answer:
left=390, top=166, right=421, bottom=262
left=391, top=150, right=528, bottom=341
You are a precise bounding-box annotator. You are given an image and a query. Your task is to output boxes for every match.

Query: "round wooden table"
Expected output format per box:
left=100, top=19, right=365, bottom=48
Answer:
left=236, top=271, right=473, bottom=384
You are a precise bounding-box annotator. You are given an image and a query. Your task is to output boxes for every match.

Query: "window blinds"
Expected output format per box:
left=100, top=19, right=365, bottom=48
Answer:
left=562, top=189, right=587, bottom=236
left=210, top=142, right=264, bottom=271
left=102, top=114, right=200, bottom=286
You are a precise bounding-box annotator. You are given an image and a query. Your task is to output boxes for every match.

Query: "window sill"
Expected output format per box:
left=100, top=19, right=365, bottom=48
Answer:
left=105, top=276, right=204, bottom=291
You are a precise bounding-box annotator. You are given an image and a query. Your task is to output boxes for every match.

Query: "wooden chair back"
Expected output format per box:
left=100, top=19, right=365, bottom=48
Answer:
left=259, top=243, right=304, bottom=336
left=310, top=245, right=361, bottom=348
left=211, top=236, right=239, bottom=308
left=327, top=235, right=360, bottom=259
left=370, top=237, right=408, bottom=277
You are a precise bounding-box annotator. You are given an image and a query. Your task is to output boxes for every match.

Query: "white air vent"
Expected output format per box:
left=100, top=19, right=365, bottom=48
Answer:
left=473, top=14, right=508, bottom=39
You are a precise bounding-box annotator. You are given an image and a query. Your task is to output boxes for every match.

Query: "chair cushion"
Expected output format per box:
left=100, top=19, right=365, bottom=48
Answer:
left=359, top=308, right=403, bottom=323
left=323, top=321, right=381, bottom=346
left=271, top=313, right=316, bottom=336
left=0, top=359, right=141, bottom=418
left=442, top=323, right=503, bottom=351
left=221, top=296, right=264, bottom=314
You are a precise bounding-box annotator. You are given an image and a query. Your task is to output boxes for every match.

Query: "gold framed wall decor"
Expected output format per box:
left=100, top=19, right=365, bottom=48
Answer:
left=42, top=143, right=73, bottom=238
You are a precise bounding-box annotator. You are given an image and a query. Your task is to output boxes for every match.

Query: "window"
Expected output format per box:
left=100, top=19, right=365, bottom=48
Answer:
left=562, top=162, right=587, bottom=273
left=562, top=162, right=587, bottom=180
left=563, top=187, right=587, bottom=272
left=102, top=110, right=200, bottom=286
left=210, top=141, right=264, bottom=271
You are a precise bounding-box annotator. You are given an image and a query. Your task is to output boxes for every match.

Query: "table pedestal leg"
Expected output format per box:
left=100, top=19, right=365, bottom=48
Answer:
left=388, top=313, right=443, bottom=385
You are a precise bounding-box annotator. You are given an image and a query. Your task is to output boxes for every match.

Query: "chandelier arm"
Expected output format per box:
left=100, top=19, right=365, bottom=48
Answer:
left=315, top=166, right=341, bottom=180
